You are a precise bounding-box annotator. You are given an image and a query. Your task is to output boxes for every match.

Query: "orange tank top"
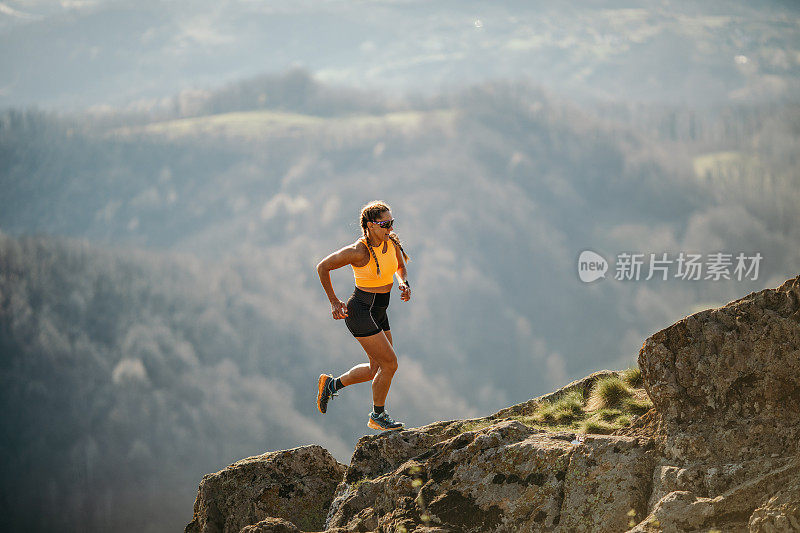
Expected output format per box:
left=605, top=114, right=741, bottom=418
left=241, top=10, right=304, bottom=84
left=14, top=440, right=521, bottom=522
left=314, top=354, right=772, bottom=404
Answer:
left=352, top=237, right=398, bottom=287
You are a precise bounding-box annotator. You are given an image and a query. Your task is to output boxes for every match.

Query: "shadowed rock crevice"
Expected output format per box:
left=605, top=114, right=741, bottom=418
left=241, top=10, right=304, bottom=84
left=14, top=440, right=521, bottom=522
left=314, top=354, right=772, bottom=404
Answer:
left=427, top=490, right=504, bottom=531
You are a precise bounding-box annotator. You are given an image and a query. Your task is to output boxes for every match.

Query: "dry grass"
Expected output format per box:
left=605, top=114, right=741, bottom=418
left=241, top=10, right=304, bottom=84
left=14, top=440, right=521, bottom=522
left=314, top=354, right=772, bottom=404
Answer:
left=620, top=366, right=643, bottom=387
left=622, top=395, right=653, bottom=415
left=454, top=370, right=654, bottom=437
left=581, top=419, right=618, bottom=434
left=532, top=390, right=585, bottom=424
left=586, top=376, right=633, bottom=411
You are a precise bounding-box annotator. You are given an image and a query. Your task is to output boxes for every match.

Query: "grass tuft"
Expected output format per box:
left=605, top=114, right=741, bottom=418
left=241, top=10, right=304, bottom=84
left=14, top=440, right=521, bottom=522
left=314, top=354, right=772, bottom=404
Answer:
left=587, top=376, right=633, bottom=410
left=555, top=390, right=585, bottom=414
left=622, top=396, right=653, bottom=415
left=621, top=367, right=643, bottom=387
left=582, top=419, right=618, bottom=434
left=500, top=372, right=650, bottom=435
left=595, top=408, right=623, bottom=422
left=616, top=415, right=632, bottom=426
left=533, top=389, right=584, bottom=423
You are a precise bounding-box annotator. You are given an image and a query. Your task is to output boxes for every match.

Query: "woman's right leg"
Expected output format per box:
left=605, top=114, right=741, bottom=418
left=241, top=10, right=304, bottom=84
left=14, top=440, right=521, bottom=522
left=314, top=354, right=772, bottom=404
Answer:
left=338, top=330, right=393, bottom=386
left=346, top=331, right=397, bottom=406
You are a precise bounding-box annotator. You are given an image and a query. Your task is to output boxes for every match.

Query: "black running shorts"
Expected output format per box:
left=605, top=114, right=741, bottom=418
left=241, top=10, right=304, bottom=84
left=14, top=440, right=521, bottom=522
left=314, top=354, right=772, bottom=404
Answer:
left=344, top=286, right=390, bottom=338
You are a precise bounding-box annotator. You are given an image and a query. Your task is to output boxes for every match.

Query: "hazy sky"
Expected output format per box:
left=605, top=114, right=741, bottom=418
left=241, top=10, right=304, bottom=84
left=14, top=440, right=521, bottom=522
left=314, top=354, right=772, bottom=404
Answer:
left=2, top=0, right=799, bottom=109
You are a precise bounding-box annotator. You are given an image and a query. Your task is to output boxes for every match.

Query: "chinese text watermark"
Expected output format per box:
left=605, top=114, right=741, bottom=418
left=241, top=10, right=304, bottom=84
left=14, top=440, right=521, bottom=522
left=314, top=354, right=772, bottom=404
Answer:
left=578, top=250, right=762, bottom=283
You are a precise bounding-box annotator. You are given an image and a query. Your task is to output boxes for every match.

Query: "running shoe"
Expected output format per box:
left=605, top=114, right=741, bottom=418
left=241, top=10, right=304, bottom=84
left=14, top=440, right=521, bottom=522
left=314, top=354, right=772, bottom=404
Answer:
left=317, top=374, right=338, bottom=414
left=367, top=410, right=404, bottom=431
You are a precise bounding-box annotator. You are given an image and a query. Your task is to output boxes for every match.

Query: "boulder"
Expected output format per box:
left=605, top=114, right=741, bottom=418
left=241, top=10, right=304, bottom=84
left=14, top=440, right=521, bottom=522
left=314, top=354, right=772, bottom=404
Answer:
left=239, top=517, right=300, bottom=533
left=634, top=447, right=800, bottom=532
left=327, top=420, right=568, bottom=532
left=749, top=478, right=800, bottom=532
left=639, top=274, right=800, bottom=463
left=185, top=444, right=346, bottom=533
left=327, top=420, right=657, bottom=532
left=560, top=435, right=656, bottom=532
left=627, top=491, right=719, bottom=533
left=343, top=420, right=470, bottom=484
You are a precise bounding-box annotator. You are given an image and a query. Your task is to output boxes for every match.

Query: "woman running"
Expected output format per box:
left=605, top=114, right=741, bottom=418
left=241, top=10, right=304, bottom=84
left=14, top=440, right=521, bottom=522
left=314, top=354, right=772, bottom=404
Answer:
left=315, top=200, right=411, bottom=431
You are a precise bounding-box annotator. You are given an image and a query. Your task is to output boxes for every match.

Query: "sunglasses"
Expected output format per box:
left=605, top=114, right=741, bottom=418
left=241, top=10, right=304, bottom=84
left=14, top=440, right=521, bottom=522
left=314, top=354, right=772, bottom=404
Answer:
left=373, top=218, right=394, bottom=229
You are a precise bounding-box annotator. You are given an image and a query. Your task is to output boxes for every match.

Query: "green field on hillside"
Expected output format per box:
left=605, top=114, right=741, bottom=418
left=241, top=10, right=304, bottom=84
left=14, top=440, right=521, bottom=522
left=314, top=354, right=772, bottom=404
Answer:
left=111, top=109, right=456, bottom=141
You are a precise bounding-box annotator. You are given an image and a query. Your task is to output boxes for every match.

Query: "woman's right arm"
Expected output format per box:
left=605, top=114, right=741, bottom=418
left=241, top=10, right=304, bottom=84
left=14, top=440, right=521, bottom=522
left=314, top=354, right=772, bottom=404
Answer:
left=317, top=244, right=362, bottom=319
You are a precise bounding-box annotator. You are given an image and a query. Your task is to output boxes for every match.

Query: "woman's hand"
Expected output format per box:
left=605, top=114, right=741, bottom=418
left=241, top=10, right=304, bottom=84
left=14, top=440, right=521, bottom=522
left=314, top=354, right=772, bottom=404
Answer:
left=399, top=283, right=411, bottom=302
left=330, top=300, right=349, bottom=319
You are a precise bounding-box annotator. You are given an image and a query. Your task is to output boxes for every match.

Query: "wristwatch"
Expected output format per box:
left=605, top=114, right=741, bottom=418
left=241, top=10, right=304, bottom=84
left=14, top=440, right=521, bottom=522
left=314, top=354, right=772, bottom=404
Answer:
left=402, top=279, right=411, bottom=289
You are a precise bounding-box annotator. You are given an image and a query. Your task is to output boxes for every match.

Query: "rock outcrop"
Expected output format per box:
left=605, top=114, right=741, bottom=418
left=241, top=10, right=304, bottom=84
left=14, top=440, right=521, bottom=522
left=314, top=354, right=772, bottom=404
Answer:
left=640, top=275, right=800, bottom=464
left=184, top=445, right=345, bottom=533
left=185, top=274, right=800, bottom=532
left=635, top=274, right=800, bottom=532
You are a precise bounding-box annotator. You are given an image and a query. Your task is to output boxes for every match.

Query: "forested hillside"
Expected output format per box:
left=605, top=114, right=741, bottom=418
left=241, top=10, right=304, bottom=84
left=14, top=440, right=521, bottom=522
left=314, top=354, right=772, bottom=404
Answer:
left=0, top=233, right=358, bottom=531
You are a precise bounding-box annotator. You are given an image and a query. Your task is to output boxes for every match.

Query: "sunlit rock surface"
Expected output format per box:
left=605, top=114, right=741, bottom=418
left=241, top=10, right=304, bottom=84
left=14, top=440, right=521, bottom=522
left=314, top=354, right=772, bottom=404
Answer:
left=184, top=445, right=345, bottom=533
left=640, top=274, right=800, bottom=464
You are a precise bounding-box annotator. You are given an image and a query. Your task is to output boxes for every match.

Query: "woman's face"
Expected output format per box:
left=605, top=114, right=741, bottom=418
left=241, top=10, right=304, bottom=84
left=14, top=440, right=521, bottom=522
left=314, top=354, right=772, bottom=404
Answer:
left=370, top=210, right=393, bottom=241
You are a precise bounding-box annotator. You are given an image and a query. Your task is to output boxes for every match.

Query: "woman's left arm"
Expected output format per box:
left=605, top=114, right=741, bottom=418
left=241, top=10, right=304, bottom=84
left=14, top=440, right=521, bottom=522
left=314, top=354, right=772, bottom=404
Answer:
left=394, top=245, right=411, bottom=301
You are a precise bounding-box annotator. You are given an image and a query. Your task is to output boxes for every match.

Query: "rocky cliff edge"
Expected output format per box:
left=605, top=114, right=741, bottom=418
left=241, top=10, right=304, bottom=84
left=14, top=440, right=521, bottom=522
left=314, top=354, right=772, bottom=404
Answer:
left=185, top=274, right=800, bottom=533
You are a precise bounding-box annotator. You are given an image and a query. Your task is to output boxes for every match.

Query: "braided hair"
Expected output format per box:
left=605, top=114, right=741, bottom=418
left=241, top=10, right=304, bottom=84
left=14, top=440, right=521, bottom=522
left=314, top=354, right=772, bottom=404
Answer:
left=359, top=200, right=410, bottom=277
